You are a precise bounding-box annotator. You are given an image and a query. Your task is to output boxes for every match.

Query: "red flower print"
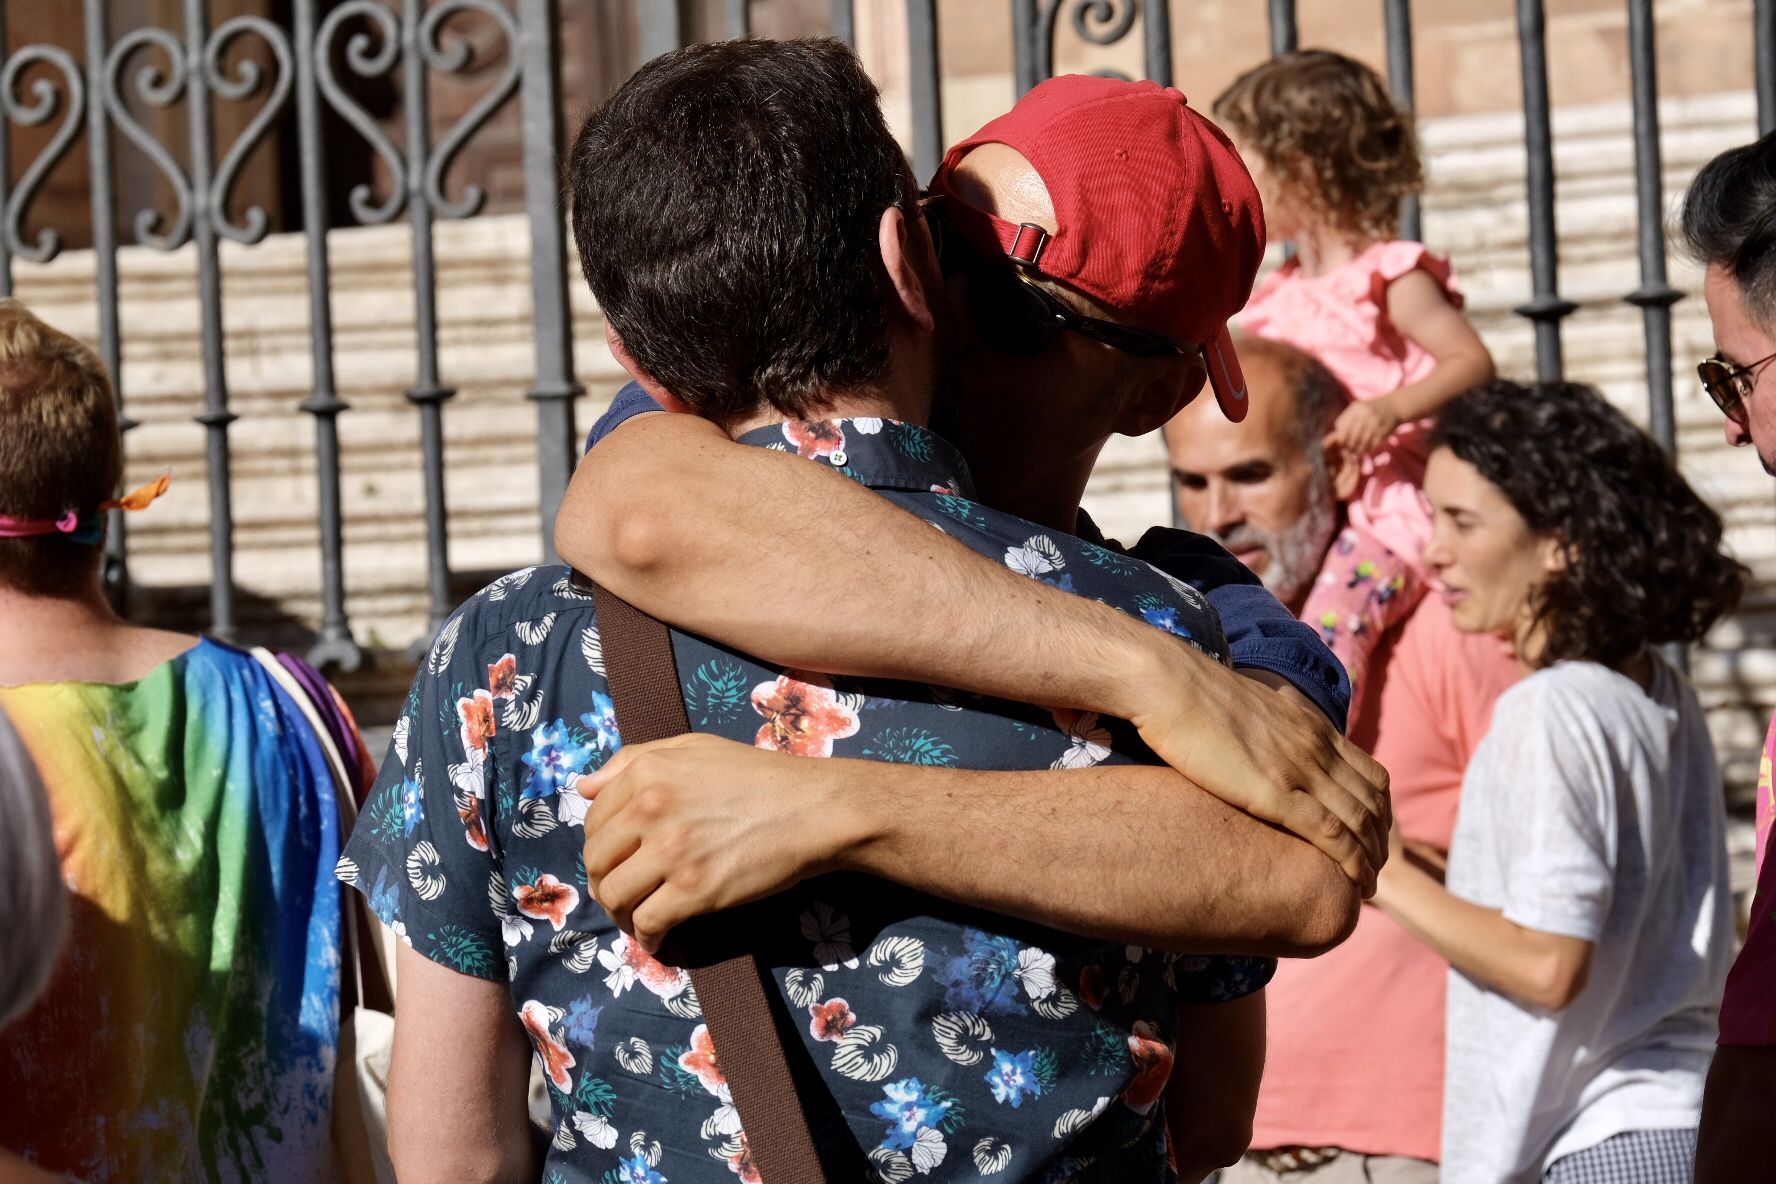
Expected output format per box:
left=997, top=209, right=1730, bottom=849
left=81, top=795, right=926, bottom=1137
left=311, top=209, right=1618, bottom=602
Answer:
left=807, top=997, right=857, bottom=1042
left=751, top=672, right=860, bottom=757
left=458, top=689, right=496, bottom=755
left=457, top=790, right=489, bottom=852
left=514, top=873, right=580, bottom=931
left=600, top=934, right=691, bottom=1001
left=1121, top=1020, right=1175, bottom=1114
left=782, top=420, right=845, bottom=459
left=1079, top=963, right=1107, bottom=1011
left=679, top=1023, right=726, bottom=1094
left=487, top=653, right=518, bottom=699
left=519, top=1000, right=576, bottom=1093
left=727, top=1134, right=762, bottom=1183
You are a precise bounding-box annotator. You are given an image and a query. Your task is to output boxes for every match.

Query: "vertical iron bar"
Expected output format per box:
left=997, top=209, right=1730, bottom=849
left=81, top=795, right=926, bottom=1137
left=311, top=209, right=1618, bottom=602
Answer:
left=1759, top=0, right=1776, bottom=135
left=85, top=0, right=130, bottom=610
left=1625, top=0, right=1681, bottom=455
left=831, top=0, right=854, bottom=45
left=638, top=0, right=683, bottom=60
left=0, top=1, right=12, bottom=299
left=404, top=0, right=456, bottom=649
left=293, top=0, right=362, bottom=670
left=1383, top=0, right=1421, bottom=241
left=1513, top=0, right=1575, bottom=380
left=1012, top=1, right=1040, bottom=96
left=906, top=0, right=942, bottom=182
left=519, top=0, right=581, bottom=562
left=185, top=0, right=239, bottom=639
left=1268, top=0, right=1297, bottom=56
left=724, top=0, right=748, bottom=39
left=1143, top=0, right=1172, bottom=87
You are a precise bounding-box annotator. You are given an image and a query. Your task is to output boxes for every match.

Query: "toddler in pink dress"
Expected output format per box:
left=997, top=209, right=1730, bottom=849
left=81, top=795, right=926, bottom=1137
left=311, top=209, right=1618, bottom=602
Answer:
left=1214, top=51, right=1495, bottom=720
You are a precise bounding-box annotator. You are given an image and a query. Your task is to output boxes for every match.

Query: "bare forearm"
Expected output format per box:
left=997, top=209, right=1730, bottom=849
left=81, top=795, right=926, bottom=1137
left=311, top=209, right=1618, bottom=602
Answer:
left=1166, top=992, right=1265, bottom=1181
left=831, top=760, right=1358, bottom=956
left=1698, top=1045, right=1776, bottom=1183
left=1388, top=348, right=1495, bottom=423
left=555, top=414, right=1188, bottom=720
left=1374, top=862, right=1586, bottom=1010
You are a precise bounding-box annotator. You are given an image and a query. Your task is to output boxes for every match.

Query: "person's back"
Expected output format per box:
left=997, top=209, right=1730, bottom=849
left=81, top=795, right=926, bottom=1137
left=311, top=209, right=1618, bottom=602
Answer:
left=0, top=298, right=355, bottom=1182
left=344, top=414, right=1270, bottom=1182
left=1443, top=656, right=1732, bottom=1182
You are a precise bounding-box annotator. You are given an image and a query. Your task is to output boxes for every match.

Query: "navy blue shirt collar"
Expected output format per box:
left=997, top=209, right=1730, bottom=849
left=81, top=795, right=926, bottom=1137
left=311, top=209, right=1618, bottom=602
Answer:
left=735, top=417, right=977, bottom=498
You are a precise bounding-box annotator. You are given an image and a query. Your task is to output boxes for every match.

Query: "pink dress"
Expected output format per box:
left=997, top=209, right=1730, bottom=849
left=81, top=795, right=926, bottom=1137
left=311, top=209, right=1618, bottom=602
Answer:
left=1241, top=241, right=1464, bottom=716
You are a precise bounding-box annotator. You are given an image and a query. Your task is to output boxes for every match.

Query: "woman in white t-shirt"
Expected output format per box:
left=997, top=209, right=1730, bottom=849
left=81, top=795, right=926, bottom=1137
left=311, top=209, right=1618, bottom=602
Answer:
left=1373, top=379, right=1744, bottom=1184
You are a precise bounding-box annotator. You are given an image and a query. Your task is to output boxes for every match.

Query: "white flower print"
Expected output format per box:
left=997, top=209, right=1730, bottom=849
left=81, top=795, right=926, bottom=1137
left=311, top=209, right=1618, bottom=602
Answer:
left=426, top=614, right=463, bottom=675
left=513, top=613, right=557, bottom=646
left=1013, top=946, right=1056, bottom=1001
left=868, top=1147, right=913, bottom=1183
left=909, top=1126, right=947, bottom=1175
left=972, top=1137, right=1011, bottom=1175
left=405, top=841, right=445, bottom=901
left=613, top=1036, right=653, bottom=1075
left=491, top=872, right=533, bottom=948
left=512, top=794, right=558, bottom=839
left=1050, top=709, right=1112, bottom=770
left=931, top=1011, right=994, bottom=1066
left=1030, top=986, right=1080, bottom=1020
left=552, top=573, right=596, bottom=602
left=391, top=715, right=411, bottom=767
left=390, top=919, right=412, bottom=948
left=551, top=1121, right=575, bottom=1152
left=628, top=1131, right=663, bottom=1165
left=548, top=929, right=598, bottom=973
left=571, top=1111, right=618, bottom=1149
left=483, top=566, right=538, bottom=601
left=556, top=782, right=592, bottom=827
left=580, top=626, right=605, bottom=676
left=800, top=901, right=860, bottom=970
left=785, top=968, right=825, bottom=1009
left=700, top=1087, right=742, bottom=1140
left=1004, top=544, right=1056, bottom=578
left=499, top=673, right=544, bottom=732
left=334, top=855, right=360, bottom=887
left=830, top=1023, right=898, bottom=1082
left=598, top=933, right=691, bottom=1002
left=867, top=935, right=926, bottom=987
left=448, top=756, right=486, bottom=801
left=851, top=417, right=884, bottom=434
left=1052, top=1096, right=1111, bottom=1140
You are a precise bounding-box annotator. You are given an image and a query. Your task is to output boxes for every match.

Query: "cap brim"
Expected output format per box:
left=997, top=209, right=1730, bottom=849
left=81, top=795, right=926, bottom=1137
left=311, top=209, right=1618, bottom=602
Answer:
left=1204, top=326, right=1248, bottom=422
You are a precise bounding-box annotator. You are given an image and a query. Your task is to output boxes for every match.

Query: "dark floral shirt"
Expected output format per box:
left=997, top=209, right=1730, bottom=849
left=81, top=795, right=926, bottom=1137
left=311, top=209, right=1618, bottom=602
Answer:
left=339, top=418, right=1273, bottom=1184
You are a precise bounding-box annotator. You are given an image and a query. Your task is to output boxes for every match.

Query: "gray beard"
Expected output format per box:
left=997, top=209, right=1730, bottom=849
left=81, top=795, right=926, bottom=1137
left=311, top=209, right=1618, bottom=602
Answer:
left=1211, top=466, right=1339, bottom=609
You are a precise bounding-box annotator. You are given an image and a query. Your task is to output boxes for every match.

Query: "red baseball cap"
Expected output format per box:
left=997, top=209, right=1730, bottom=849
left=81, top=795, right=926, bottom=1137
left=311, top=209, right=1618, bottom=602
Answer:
left=928, top=75, right=1266, bottom=421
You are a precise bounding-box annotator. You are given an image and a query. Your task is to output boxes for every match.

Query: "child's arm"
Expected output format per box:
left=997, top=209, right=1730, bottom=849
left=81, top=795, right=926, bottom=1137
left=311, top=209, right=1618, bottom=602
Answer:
left=1331, top=267, right=1496, bottom=456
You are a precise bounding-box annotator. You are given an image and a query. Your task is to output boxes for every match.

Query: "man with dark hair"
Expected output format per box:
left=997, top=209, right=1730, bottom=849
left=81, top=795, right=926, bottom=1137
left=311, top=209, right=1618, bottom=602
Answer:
left=1165, top=339, right=1518, bottom=1184
left=345, top=40, right=1372, bottom=1183
left=1684, top=130, right=1776, bottom=1181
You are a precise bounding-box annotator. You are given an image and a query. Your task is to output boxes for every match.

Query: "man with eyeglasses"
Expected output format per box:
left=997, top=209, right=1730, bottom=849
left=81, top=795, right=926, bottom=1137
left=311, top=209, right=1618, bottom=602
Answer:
left=1685, top=132, right=1776, bottom=1181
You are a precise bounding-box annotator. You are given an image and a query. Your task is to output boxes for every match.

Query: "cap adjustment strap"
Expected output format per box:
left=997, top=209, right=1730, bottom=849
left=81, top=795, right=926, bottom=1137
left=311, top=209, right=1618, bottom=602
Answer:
left=1008, top=223, right=1049, bottom=268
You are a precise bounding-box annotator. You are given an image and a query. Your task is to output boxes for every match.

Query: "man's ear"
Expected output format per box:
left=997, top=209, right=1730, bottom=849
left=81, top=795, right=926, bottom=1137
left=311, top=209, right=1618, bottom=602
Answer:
left=879, top=205, right=937, bottom=334
left=605, top=322, right=691, bottom=415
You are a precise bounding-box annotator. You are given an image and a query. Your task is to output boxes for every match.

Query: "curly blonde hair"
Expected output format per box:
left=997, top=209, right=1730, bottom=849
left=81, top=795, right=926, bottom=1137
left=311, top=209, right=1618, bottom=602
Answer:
left=1213, top=50, right=1423, bottom=241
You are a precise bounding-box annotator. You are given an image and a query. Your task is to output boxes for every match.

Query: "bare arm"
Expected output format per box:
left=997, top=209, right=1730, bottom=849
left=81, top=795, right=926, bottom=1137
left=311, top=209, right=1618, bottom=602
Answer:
left=1697, top=1044, right=1776, bottom=1183
left=1165, top=992, right=1266, bottom=1183
left=580, top=734, right=1360, bottom=958
left=1382, top=268, right=1496, bottom=423
left=388, top=944, right=540, bottom=1184
left=1372, top=844, right=1593, bottom=1011
left=0, top=1151, right=60, bottom=1184
left=557, top=412, right=1388, bottom=886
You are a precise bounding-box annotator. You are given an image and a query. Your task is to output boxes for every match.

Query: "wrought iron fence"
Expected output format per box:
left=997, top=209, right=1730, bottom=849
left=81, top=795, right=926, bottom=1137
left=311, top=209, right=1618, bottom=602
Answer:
left=0, top=0, right=1766, bottom=668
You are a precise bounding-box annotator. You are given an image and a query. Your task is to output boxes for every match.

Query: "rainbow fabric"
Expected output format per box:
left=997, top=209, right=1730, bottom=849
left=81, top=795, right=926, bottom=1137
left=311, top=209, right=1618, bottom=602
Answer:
left=0, top=638, right=342, bottom=1183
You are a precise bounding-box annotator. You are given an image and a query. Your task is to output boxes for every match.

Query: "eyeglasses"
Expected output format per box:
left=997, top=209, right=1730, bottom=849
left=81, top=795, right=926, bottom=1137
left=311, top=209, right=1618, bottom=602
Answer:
left=1697, top=349, right=1776, bottom=425
left=917, top=193, right=1190, bottom=360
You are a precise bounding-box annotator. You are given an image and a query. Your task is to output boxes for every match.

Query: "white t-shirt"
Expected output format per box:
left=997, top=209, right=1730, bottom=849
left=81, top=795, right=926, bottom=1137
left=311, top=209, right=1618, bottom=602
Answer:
left=1440, top=657, right=1733, bottom=1184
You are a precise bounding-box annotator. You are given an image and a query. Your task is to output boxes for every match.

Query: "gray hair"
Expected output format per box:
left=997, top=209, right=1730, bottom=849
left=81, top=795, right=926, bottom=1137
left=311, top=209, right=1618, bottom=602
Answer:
left=0, top=708, right=65, bottom=1027
left=1231, top=333, right=1353, bottom=454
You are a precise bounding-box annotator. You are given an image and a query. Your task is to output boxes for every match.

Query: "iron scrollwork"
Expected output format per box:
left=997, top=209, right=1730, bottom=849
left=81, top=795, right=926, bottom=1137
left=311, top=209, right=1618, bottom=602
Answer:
left=1, top=46, right=86, bottom=263
left=204, top=15, right=296, bottom=245
left=1033, top=0, right=1142, bottom=84
left=419, top=0, right=522, bottom=220
left=101, top=27, right=195, bottom=251
left=315, top=0, right=407, bottom=225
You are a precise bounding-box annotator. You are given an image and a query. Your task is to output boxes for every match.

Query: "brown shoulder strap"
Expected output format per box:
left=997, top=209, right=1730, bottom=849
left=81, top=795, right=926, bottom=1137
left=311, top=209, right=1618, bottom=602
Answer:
left=586, top=575, right=827, bottom=1184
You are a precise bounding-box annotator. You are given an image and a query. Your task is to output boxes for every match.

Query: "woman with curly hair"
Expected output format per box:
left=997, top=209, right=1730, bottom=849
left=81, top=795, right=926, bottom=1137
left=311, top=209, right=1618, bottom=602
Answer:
left=1211, top=51, right=1494, bottom=721
left=1373, top=380, right=1742, bottom=1184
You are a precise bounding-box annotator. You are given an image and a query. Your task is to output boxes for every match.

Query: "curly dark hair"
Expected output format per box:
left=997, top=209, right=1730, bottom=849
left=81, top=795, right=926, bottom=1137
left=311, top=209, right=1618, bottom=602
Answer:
left=1212, top=49, right=1422, bottom=241
left=1429, top=380, right=1746, bottom=670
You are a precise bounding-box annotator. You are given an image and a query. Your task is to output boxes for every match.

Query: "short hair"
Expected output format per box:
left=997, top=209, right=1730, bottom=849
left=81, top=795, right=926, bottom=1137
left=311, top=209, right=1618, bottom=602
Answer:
left=1429, top=380, right=1746, bottom=670
left=1234, top=334, right=1353, bottom=451
left=569, top=38, right=916, bottom=428
left=1680, top=131, right=1776, bottom=327
left=1213, top=50, right=1422, bottom=241
left=0, top=299, right=122, bottom=596
left=0, top=708, right=65, bottom=1028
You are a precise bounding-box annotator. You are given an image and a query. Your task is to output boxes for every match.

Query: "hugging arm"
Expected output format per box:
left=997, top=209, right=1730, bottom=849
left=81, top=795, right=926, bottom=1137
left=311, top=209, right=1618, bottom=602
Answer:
left=1165, top=992, right=1266, bottom=1182
left=579, top=734, right=1361, bottom=958
left=555, top=409, right=1388, bottom=885
left=1698, top=1045, right=1776, bottom=1183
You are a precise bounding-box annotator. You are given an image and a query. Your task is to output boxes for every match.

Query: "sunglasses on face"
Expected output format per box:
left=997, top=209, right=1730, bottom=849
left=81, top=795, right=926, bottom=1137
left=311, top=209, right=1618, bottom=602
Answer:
left=1698, top=348, right=1776, bottom=425
left=916, top=194, right=1190, bottom=360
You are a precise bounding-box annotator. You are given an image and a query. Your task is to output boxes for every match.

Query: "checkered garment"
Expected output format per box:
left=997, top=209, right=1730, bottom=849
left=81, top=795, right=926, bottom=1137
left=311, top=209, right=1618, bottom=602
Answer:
left=1541, top=1129, right=1696, bottom=1184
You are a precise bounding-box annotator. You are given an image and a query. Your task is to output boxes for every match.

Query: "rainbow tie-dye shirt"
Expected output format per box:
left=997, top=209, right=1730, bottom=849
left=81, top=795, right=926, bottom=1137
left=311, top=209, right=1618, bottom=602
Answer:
left=0, top=638, right=343, bottom=1183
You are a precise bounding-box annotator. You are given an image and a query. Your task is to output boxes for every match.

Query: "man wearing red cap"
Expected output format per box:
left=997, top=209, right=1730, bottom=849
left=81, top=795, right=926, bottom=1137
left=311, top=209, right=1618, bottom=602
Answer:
left=557, top=74, right=1382, bottom=874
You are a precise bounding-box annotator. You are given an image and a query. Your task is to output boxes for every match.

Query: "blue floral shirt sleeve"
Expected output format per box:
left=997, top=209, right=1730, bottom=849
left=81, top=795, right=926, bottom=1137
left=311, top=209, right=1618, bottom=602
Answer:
left=337, top=600, right=509, bottom=983
left=584, top=381, right=665, bottom=454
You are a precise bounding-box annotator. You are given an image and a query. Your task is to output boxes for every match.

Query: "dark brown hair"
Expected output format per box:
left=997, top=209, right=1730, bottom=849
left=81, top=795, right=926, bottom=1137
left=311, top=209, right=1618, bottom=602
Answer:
left=0, top=299, right=122, bottom=597
left=1429, top=380, right=1746, bottom=670
left=1213, top=49, right=1423, bottom=240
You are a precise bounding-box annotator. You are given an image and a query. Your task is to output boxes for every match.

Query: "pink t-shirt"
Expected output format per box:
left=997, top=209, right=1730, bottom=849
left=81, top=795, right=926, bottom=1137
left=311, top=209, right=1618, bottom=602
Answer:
left=1719, top=710, right=1776, bottom=1045
left=1240, top=240, right=1463, bottom=580
left=1250, top=586, right=1520, bottom=1161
